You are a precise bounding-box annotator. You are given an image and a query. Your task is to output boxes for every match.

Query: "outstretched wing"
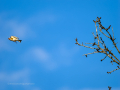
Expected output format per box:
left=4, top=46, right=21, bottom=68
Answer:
left=10, top=36, right=19, bottom=39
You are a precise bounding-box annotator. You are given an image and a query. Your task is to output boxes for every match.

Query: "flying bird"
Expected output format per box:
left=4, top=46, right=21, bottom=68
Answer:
left=8, top=36, right=22, bottom=43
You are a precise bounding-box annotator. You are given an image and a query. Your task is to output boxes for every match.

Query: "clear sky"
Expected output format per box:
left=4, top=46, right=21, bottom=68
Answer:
left=0, top=0, right=120, bottom=90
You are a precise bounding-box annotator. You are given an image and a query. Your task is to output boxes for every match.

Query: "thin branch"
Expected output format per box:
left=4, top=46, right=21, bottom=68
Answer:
left=95, top=22, right=100, bottom=46
left=107, top=66, right=120, bottom=74
left=101, top=55, right=107, bottom=61
left=83, top=51, right=99, bottom=57
left=75, top=38, right=97, bottom=50
left=98, top=29, right=110, bottom=38
left=112, top=27, right=114, bottom=40
left=108, top=86, right=112, bottom=90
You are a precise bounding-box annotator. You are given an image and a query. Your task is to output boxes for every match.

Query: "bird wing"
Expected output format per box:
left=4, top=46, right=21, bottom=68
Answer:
left=10, top=36, right=18, bottom=40
left=10, top=36, right=19, bottom=39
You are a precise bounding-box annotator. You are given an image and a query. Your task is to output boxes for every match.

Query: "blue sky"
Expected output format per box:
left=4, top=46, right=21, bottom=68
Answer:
left=0, top=0, right=120, bottom=90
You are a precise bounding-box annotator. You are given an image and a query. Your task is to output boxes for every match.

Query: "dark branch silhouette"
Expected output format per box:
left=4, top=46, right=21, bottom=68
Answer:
left=75, top=17, right=120, bottom=74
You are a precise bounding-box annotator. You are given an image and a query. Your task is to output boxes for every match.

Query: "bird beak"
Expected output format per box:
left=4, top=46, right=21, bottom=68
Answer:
left=8, top=38, right=10, bottom=40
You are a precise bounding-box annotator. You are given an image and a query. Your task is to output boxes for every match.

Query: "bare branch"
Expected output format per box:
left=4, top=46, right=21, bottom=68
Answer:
left=108, top=86, right=112, bottom=90
left=101, top=55, right=107, bottom=61
left=98, top=29, right=110, bottom=38
left=75, top=38, right=97, bottom=50
left=75, top=17, right=120, bottom=73
left=83, top=51, right=99, bottom=57
left=112, top=27, right=114, bottom=40
left=107, top=66, right=120, bottom=74
left=95, top=22, right=99, bottom=46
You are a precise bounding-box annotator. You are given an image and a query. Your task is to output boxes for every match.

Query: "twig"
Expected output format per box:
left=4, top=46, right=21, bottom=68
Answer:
left=83, top=51, right=99, bottom=57
left=108, top=86, right=112, bottom=90
left=107, top=66, right=120, bottom=74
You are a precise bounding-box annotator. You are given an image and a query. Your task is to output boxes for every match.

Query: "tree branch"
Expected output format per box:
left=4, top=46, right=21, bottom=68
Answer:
left=75, top=17, right=120, bottom=73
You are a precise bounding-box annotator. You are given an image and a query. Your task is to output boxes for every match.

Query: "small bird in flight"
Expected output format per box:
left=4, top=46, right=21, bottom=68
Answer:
left=8, top=36, right=22, bottom=43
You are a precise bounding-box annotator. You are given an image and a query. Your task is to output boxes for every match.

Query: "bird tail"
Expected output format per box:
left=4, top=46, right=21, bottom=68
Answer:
left=18, top=40, right=22, bottom=43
